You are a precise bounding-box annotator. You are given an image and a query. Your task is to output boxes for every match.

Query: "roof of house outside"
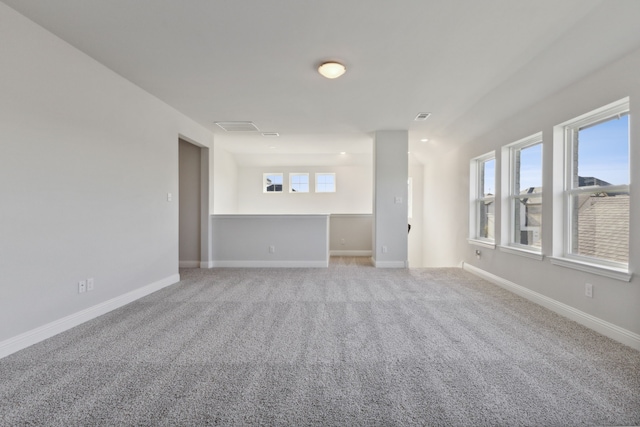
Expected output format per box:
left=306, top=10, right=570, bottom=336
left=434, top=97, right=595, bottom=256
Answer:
left=579, top=176, right=612, bottom=187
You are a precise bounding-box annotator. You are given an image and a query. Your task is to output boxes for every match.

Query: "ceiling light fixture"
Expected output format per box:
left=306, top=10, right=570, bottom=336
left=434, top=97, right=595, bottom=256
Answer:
left=318, top=61, right=346, bottom=79
left=420, top=138, right=429, bottom=142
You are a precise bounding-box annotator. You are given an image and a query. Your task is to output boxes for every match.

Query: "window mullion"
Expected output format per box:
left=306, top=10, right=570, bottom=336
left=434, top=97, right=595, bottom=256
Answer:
left=567, top=184, right=629, bottom=196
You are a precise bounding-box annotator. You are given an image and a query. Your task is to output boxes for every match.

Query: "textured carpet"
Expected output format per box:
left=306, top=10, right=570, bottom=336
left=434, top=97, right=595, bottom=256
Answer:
left=1, top=257, right=639, bottom=426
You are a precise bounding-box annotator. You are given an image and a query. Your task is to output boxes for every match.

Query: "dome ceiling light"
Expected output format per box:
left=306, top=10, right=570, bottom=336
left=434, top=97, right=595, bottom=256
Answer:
left=318, top=61, right=346, bottom=79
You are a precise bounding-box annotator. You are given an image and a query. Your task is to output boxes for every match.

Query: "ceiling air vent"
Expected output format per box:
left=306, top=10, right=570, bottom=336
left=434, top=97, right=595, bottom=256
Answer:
left=215, top=121, right=260, bottom=132
left=261, top=132, right=279, bottom=137
left=414, top=112, right=431, bottom=121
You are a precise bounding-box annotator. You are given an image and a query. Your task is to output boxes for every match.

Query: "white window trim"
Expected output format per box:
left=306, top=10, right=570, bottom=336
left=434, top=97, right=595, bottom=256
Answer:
left=549, top=256, right=631, bottom=282
left=315, top=173, right=336, bottom=193
left=289, top=173, right=309, bottom=193
left=500, top=133, right=543, bottom=255
left=552, top=97, right=631, bottom=279
left=498, top=245, right=544, bottom=261
left=469, top=152, right=496, bottom=244
left=468, top=238, right=496, bottom=249
left=263, top=173, right=284, bottom=193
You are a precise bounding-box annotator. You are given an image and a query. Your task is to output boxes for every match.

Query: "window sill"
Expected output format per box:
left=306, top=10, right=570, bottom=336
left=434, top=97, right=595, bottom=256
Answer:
left=467, top=239, right=495, bottom=249
left=549, top=257, right=632, bottom=282
left=498, top=245, right=544, bottom=261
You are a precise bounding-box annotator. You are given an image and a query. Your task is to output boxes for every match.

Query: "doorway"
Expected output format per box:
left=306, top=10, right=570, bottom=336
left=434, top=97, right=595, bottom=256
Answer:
left=179, top=139, right=203, bottom=267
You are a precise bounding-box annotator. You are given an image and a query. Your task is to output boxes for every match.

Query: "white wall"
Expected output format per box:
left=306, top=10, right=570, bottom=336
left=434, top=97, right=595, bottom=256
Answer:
left=408, top=160, right=424, bottom=267
left=329, top=214, right=372, bottom=255
left=422, top=47, right=640, bottom=337
left=237, top=165, right=372, bottom=214
left=372, top=131, right=408, bottom=268
left=213, top=143, right=238, bottom=214
left=0, top=3, right=213, bottom=344
left=422, top=148, right=467, bottom=267
left=210, top=214, right=329, bottom=267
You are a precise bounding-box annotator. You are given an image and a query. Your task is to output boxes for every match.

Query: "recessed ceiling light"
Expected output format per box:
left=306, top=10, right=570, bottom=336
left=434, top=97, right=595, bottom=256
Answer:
left=318, top=61, right=346, bottom=79
left=420, top=138, right=429, bottom=142
left=269, top=146, right=276, bottom=149
left=340, top=151, right=346, bottom=155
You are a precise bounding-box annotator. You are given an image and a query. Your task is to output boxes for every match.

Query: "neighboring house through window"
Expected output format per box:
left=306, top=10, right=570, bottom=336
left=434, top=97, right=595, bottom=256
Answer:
left=552, top=97, right=630, bottom=279
left=501, top=133, right=543, bottom=254
left=469, top=152, right=496, bottom=245
left=263, top=173, right=283, bottom=193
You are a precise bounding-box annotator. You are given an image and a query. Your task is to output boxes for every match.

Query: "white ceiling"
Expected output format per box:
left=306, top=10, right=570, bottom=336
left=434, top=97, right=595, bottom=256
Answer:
left=4, top=0, right=640, bottom=166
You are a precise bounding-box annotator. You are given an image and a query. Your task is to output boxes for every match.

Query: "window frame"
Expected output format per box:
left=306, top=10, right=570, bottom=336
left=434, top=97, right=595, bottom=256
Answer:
left=500, top=133, right=543, bottom=256
left=551, top=97, right=631, bottom=281
left=263, top=173, right=284, bottom=193
left=289, top=173, right=310, bottom=193
left=469, top=152, right=496, bottom=247
left=315, top=173, right=336, bottom=193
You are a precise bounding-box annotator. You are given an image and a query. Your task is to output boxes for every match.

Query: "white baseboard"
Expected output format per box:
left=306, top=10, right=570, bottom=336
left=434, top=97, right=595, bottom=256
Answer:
left=210, top=260, right=328, bottom=268
left=374, top=260, right=408, bottom=268
left=200, top=261, right=214, bottom=269
left=0, top=274, right=180, bottom=359
left=179, top=260, right=200, bottom=268
left=462, top=262, right=640, bottom=351
left=330, top=250, right=372, bottom=257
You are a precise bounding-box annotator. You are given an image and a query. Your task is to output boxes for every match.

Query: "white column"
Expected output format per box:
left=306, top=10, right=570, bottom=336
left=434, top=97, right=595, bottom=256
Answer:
left=372, top=130, right=408, bottom=268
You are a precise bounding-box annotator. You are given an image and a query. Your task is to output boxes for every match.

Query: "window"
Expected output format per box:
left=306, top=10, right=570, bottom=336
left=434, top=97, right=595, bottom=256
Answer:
left=289, top=173, right=309, bottom=193
left=554, top=98, right=630, bottom=274
left=263, top=173, right=283, bottom=193
left=315, top=173, right=336, bottom=193
left=470, top=152, right=496, bottom=244
left=502, top=134, right=543, bottom=252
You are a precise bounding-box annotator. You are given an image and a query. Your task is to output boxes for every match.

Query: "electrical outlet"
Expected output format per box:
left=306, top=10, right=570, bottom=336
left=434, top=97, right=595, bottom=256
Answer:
left=340, top=238, right=346, bottom=246
left=269, top=245, right=275, bottom=253
left=87, top=278, right=94, bottom=291
left=78, top=280, right=87, bottom=294
left=585, top=283, right=593, bottom=298
left=382, top=245, right=388, bottom=253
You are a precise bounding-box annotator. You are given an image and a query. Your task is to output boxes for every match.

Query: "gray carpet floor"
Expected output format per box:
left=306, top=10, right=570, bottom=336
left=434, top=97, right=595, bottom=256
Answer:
left=1, top=257, right=639, bottom=426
